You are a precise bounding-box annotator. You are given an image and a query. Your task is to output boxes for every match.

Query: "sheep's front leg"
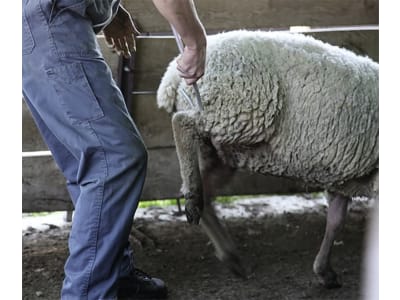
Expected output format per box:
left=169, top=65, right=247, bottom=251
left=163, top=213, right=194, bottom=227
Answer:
left=201, top=206, right=247, bottom=277
left=172, top=111, right=203, bottom=224
left=313, top=191, right=350, bottom=288
left=198, top=140, right=246, bottom=277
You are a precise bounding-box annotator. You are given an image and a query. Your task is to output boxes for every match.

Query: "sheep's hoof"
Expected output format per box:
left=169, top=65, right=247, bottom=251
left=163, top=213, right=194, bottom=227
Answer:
left=314, top=266, right=342, bottom=289
left=219, top=250, right=247, bottom=279
left=185, top=204, right=201, bottom=225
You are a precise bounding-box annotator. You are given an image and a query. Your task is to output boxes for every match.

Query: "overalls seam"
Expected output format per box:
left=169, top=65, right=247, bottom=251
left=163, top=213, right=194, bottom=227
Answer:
left=82, top=121, right=109, bottom=297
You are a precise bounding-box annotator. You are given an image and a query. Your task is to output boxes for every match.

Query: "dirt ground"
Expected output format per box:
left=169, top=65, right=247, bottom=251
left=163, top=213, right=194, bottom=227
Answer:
left=23, top=198, right=372, bottom=300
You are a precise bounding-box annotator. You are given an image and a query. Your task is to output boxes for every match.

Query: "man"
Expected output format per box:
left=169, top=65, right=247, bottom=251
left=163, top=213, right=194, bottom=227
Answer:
left=22, top=0, right=206, bottom=299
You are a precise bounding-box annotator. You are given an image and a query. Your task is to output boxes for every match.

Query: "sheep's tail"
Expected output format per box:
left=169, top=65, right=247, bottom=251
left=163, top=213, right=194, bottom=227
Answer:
left=157, top=59, right=181, bottom=113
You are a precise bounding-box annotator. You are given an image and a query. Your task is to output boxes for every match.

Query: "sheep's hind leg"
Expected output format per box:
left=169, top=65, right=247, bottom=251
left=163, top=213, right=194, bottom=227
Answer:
left=171, top=111, right=203, bottom=224
left=198, top=140, right=246, bottom=277
left=313, top=191, right=350, bottom=288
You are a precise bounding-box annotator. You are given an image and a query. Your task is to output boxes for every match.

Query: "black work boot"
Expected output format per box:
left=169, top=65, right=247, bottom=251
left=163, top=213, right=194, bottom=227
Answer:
left=117, top=268, right=168, bottom=299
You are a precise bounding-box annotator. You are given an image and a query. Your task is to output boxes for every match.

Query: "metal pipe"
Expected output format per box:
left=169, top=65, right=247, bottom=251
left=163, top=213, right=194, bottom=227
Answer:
left=171, top=25, right=203, bottom=111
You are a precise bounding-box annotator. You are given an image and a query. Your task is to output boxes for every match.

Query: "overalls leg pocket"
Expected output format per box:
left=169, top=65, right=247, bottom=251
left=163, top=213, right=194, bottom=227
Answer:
left=46, top=62, right=105, bottom=125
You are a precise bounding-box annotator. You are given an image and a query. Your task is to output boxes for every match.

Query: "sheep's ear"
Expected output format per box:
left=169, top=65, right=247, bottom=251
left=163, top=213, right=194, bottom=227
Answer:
left=157, top=60, right=180, bottom=113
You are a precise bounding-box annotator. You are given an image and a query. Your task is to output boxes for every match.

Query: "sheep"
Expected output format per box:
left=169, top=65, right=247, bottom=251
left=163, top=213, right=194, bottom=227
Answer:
left=156, top=30, right=379, bottom=288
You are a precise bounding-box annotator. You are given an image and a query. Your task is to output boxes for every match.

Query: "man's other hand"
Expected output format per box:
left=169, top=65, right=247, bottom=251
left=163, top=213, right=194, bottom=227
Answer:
left=103, top=6, right=140, bottom=58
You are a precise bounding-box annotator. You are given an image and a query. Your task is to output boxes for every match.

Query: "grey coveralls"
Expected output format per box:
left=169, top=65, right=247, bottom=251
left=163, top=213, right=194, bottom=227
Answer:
left=22, top=0, right=147, bottom=298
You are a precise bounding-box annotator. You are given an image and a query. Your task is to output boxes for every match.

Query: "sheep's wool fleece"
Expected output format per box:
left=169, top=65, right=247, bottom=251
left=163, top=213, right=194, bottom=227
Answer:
left=157, top=30, right=378, bottom=186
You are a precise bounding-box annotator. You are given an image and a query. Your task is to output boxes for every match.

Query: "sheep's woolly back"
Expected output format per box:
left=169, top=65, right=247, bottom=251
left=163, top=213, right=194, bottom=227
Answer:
left=157, top=30, right=379, bottom=186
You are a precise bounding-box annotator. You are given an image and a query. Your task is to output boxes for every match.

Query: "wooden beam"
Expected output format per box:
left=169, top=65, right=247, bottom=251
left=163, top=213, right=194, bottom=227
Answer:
left=22, top=148, right=314, bottom=212
left=130, top=94, right=175, bottom=148
left=23, top=155, right=73, bottom=212
left=121, top=0, right=378, bottom=33
left=22, top=99, right=47, bottom=152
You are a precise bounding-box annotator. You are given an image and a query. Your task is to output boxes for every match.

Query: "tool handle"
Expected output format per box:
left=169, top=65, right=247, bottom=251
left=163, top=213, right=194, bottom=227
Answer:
left=171, top=25, right=203, bottom=111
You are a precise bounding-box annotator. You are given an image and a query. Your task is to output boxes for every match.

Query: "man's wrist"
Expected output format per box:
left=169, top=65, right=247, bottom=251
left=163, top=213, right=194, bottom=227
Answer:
left=183, top=30, right=207, bottom=50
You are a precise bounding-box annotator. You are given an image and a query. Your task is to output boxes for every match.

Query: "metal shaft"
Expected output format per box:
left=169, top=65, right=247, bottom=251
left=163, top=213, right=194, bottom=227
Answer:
left=171, top=25, right=203, bottom=111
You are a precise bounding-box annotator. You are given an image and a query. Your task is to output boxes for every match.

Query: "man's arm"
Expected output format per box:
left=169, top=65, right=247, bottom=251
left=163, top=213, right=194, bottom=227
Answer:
left=152, top=0, right=207, bottom=85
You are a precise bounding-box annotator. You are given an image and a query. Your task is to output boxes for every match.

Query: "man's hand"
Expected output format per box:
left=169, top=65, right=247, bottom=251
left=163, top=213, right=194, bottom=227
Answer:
left=177, top=44, right=206, bottom=85
left=103, top=5, right=140, bottom=58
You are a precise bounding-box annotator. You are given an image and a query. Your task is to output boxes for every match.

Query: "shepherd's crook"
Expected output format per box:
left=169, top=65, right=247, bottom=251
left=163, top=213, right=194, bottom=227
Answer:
left=171, top=25, right=203, bottom=111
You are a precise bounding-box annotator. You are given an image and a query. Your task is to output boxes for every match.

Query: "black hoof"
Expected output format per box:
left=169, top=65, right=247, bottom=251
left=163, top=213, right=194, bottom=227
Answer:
left=317, top=271, right=342, bottom=289
left=323, top=277, right=342, bottom=289
left=185, top=205, right=201, bottom=225
left=220, top=251, right=247, bottom=279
